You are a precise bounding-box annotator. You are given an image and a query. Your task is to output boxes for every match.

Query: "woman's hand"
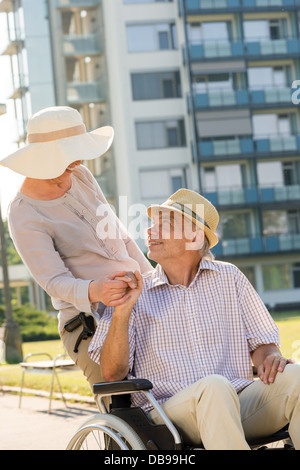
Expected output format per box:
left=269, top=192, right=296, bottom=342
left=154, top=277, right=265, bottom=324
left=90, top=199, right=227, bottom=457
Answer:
left=88, top=271, right=139, bottom=306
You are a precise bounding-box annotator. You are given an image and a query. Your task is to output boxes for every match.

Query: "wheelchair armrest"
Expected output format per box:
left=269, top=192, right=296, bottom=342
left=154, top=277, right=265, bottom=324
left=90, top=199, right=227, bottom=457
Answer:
left=93, top=379, right=153, bottom=396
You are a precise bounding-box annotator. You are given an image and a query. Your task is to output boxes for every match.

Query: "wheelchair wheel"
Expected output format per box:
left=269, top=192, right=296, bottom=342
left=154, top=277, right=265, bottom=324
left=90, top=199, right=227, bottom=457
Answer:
left=66, top=413, right=147, bottom=450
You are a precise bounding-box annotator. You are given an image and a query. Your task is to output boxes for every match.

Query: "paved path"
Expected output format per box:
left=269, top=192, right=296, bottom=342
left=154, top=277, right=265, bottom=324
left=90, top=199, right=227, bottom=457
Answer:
left=0, top=392, right=99, bottom=450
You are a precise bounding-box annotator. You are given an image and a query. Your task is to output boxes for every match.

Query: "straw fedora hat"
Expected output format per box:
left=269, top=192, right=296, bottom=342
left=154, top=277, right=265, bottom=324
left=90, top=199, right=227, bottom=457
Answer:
left=147, top=188, right=219, bottom=248
left=0, top=106, right=114, bottom=179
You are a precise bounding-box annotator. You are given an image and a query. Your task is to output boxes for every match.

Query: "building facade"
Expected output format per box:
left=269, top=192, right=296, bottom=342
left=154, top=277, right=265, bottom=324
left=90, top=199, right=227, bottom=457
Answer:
left=1, top=0, right=300, bottom=309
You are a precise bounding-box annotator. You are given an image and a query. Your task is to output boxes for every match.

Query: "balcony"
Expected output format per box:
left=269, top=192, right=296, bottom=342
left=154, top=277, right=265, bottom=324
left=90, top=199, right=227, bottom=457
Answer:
left=212, top=233, right=300, bottom=257
left=56, top=0, right=99, bottom=7
left=198, top=134, right=300, bottom=160
left=67, top=80, right=106, bottom=104
left=189, top=38, right=300, bottom=61
left=194, top=86, right=291, bottom=110
left=63, top=34, right=102, bottom=56
left=204, top=184, right=300, bottom=208
left=8, top=74, right=29, bottom=100
left=185, top=0, right=300, bottom=12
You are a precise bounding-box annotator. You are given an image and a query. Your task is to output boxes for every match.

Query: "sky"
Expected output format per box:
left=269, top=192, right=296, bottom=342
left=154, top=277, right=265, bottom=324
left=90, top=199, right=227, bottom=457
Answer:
left=0, top=16, right=25, bottom=220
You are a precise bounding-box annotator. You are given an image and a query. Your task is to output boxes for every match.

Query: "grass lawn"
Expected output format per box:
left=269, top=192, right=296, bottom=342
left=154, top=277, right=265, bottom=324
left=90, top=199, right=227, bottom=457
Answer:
left=272, top=311, right=300, bottom=361
left=0, top=312, right=299, bottom=398
left=0, top=339, right=92, bottom=398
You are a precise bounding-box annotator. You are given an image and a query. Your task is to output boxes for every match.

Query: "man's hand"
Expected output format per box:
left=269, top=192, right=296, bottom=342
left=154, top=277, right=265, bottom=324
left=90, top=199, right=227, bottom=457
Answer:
left=88, top=271, right=139, bottom=306
left=252, top=344, right=294, bottom=384
left=114, top=271, right=143, bottom=314
left=99, top=271, right=143, bottom=382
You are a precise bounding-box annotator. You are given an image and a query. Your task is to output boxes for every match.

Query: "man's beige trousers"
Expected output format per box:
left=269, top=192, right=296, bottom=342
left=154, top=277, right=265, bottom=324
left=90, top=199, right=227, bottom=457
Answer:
left=150, top=364, right=300, bottom=450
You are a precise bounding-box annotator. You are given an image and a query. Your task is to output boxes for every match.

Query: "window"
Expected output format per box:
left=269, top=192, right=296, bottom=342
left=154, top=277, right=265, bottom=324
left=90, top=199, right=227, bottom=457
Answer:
left=257, top=161, right=300, bottom=188
left=188, top=21, right=231, bottom=44
left=219, top=211, right=252, bottom=239
left=283, top=162, right=297, bottom=186
left=202, top=164, right=246, bottom=192
left=263, top=265, right=291, bottom=290
left=262, top=210, right=288, bottom=236
left=127, top=23, right=177, bottom=52
left=252, top=114, right=292, bottom=138
left=140, top=168, right=186, bottom=199
left=288, top=211, right=300, bottom=235
left=131, top=71, right=181, bottom=100
left=248, top=66, right=288, bottom=90
left=192, top=73, right=234, bottom=93
left=243, top=19, right=287, bottom=41
left=292, top=263, right=300, bottom=288
left=239, top=266, right=256, bottom=289
left=136, top=119, right=186, bottom=150
left=262, top=210, right=300, bottom=236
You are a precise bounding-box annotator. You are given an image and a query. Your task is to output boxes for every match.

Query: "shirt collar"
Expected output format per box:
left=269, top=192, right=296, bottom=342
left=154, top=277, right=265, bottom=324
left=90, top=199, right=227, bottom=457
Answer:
left=146, top=258, right=220, bottom=290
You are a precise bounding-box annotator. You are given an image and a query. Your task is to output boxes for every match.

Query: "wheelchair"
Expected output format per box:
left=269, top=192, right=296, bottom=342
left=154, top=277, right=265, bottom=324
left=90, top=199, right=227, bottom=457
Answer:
left=66, top=378, right=294, bottom=450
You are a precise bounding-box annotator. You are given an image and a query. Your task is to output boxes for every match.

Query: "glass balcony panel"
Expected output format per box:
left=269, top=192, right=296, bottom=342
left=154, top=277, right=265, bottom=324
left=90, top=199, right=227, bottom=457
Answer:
left=190, top=44, right=204, bottom=59
left=261, top=187, right=275, bottom=202
left=67, top=81, right=106, bottom=103
left=287, top=39, right=300, bottom=54
left=222, top=238, right=250, bottom=255
left=256, top=0, right=282, bottom=5
left=274, top=185, right=300, bottom=201
left=217, top=233, right=300, bottom=256
left=218, top=190, right=231, bottom=205
left=195, top=93, right=209, bottom=107
left=213, top=139, right=240, bottom=155
left=279, top=234, right=300, bottom=251
left=63, top=34, right=101, bottom=55
left=269, top=136, right=296, bottom=152
left=258, top=87, right=290, bottom=104
left=208, top=90, right=236, bottom=106
left=232, top=188, right=245, bottom=204
left=204, top=42, right=231, bottom=58
left=265, top=236, right=279, bottom=252
left=260, top=39, right=287, bottom=55
left=56, top=0, right=98, bottom=6
left=199, top=141, right=213, bottom=156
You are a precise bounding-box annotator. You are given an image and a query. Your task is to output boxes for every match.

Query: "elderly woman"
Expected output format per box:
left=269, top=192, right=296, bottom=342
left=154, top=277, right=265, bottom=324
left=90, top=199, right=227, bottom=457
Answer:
left=0, top=106, right=152, bottom=390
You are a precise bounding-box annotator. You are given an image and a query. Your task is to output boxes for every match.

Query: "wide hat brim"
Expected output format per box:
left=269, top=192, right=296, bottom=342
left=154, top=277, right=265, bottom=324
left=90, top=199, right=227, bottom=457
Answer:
left=0, top=126, right=114, bottom=179
left=147, top=203, right=219, bottom=249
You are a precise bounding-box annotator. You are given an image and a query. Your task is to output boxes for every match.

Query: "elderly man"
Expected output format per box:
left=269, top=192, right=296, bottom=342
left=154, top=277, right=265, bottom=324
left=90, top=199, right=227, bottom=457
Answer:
left=89, top=189, right=300, bottom=450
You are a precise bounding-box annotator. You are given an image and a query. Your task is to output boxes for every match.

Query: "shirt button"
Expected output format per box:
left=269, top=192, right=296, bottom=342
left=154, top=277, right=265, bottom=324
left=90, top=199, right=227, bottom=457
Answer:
left=82, top=209, right=87, bottom=213
left=91, top=218, right=96, bottom=222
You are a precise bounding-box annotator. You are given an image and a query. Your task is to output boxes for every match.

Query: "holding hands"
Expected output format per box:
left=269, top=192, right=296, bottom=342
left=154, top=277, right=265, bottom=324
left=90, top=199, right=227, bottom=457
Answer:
left=89, top=270, right=142, bottom=308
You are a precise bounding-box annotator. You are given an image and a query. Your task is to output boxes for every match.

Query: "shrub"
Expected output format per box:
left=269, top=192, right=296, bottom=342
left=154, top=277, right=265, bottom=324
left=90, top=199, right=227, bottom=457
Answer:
left=0, top=303, right=59, bottom=342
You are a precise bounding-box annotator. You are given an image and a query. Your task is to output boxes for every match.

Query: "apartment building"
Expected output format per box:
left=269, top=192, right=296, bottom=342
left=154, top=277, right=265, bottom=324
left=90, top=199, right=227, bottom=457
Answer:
left=0, top=0, right=300, bottom=309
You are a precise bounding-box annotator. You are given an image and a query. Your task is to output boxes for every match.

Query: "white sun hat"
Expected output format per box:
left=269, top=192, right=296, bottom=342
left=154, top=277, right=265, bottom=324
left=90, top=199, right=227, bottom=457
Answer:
left=0, top=106, right=114, bottom=179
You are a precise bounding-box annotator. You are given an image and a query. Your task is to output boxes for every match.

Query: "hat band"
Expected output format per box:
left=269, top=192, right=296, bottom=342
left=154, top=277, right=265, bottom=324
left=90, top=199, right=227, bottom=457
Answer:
left=167, top=201, right=211, bottom=231
left=27, top=124, right=86, bottom=144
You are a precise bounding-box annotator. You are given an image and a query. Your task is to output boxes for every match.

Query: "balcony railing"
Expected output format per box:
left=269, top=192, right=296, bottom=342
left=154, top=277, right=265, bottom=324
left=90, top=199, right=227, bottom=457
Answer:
left=185, top=0, right=300, bottom=11
left=212, top=233, right=300, bottom=257
left=63, top=34, right=102, bottom=56
left=204, top=184, right=300, bottom=207
left=67, top=81, right=106, bottom=103
left=194, top=87, right=291, bottom=109
left=56, top=0, right=99, bottom=7
left=199, top=134, right=300, bottom=158
left=189, top=38, right=300, bottom=60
